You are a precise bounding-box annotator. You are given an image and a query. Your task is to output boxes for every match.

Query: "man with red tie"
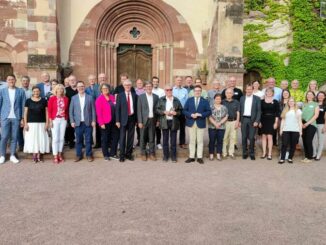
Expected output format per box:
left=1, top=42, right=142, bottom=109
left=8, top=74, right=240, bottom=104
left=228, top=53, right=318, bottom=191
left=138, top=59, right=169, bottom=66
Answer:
left=115, top=80, right=138, bottom=162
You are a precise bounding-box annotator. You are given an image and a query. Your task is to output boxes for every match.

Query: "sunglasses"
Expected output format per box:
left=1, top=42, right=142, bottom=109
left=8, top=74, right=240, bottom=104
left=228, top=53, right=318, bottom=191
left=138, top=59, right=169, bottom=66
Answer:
left=165, top=89, right=172, bottom=91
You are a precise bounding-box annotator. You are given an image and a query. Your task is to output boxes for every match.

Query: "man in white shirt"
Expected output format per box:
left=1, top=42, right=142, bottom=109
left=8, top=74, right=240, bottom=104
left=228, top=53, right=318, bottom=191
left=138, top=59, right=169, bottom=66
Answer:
left=152, top=76, right=165, bottom=150
left=69, top=81, right=96, bottom=162
left=239, top=83, right=261, bottom=160
left=0, top=74, right=26, bottom=164
left=137, top=82, right=159, bottom=161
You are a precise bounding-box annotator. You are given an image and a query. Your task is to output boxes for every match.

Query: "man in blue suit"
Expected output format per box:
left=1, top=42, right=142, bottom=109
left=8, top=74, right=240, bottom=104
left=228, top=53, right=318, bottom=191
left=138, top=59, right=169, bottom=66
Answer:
left=0, top=74, right=26, bottom=164
left=183, top=85, right=211, bottom=164
left=116, top=79, right=138, bottom=162
left=36, top=72, right=51, bottom=98
left=69, top=81, right=96, bottom=162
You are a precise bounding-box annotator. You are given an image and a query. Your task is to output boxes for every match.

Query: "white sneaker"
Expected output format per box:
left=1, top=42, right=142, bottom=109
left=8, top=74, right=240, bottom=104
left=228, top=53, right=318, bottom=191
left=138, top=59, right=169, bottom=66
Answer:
left=0, top=156, right=5, bottom=164
left=10, top=155, right=20, bottom=164
left=157, top=144, right=163, bottom=150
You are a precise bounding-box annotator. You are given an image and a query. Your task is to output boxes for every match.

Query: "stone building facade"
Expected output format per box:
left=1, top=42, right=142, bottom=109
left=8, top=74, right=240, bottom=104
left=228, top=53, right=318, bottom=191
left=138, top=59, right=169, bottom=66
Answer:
left=0, top=0, right=244, bottom=87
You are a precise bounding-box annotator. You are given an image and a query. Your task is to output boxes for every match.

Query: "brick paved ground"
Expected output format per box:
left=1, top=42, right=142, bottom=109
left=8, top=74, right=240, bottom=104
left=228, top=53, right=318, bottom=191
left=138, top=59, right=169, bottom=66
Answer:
left=0, top=156, right=325, bottom=245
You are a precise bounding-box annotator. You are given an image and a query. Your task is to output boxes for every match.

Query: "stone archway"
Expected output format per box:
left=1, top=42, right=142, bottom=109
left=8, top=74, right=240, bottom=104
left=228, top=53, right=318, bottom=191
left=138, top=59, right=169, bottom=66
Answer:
left=69, top=0, right=199, bottom=86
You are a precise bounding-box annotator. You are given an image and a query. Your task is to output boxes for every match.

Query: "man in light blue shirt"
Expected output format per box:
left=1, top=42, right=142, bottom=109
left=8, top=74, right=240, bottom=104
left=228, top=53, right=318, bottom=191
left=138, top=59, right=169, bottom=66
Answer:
left=173, top=76, right=188, bottom=148
left=262, top=77, right=282, bottom=102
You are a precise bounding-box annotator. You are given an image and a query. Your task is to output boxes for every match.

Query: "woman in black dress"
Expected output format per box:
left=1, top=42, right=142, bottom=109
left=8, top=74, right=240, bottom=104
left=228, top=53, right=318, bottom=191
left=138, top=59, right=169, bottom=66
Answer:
left=260, top=88, right=280, bottom=160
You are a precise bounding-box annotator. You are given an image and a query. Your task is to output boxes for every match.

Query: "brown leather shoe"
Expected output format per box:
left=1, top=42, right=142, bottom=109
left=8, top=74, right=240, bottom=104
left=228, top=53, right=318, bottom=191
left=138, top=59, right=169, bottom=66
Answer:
left=149, top=154, right=157, bottom=161
left=74, top=157, right=82, bottom=162
left=87, top=156, right=94, bottom=162
left=141, top=155, right=147, bottom=161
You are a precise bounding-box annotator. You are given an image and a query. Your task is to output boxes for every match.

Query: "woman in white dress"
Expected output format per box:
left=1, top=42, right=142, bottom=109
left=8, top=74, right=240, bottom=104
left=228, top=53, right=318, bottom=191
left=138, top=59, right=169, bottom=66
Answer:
left=23, top=86, right=50, bottom=163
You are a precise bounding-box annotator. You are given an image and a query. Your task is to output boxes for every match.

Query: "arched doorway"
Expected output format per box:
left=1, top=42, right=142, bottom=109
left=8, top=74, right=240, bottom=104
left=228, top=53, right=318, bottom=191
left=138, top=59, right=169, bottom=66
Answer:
left=244, top=70, right=262, bottom=89
left=69, top=0, right=198, bottom=86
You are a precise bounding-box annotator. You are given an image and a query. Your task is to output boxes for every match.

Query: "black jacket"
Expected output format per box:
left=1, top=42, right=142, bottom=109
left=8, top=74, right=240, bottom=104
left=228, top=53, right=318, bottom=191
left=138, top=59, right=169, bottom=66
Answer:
left=155, top=96, right=183, bottom=130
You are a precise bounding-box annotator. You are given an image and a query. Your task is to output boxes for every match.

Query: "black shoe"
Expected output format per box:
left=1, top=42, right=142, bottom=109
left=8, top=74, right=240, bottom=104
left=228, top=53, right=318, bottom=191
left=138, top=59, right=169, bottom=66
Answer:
left=185, top=158, right=195, bottom=163
left=250, top=155, right=255, bottom=160
left=260, top=154, right=267, bottom=159
left=163, top=157, right=168, bottom=162
left=69, top=143, right=75, bottom=149
left=197, top=158, right=204, bottom=164
left=110, top=155, right=119, bottom=160
left=93, top=144, right=101, bottom=149
left=242, top=154, right=248, bottom=160
left=126, top=155, right=134, bottom=161
left=278, top=160, right=284, bottom=164
left=119, top=158, right=125, bottom=162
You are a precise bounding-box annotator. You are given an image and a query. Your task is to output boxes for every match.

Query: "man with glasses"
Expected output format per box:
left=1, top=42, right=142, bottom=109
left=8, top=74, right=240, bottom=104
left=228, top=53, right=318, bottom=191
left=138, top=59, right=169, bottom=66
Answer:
left=69, top=81, right=96, bottom=162
left=155, top=85, right=183, bottom=162
left=116, top=80, right=138, bottom=162
left=183, top=85, right=211, bottom=164
left=173, top=76, right=188, bottom=149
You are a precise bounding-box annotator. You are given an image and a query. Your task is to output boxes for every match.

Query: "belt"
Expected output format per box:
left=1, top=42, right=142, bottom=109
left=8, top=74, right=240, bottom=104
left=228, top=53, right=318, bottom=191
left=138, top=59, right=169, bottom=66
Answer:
left=227, top=118, right=236, bottom=121
left=243, top=116, right=251, bottom=118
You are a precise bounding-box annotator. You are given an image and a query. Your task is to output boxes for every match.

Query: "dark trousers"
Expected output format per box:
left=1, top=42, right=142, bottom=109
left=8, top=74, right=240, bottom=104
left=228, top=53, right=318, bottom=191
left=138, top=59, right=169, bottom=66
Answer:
left=162, top=120, right=177, bottom=160
left=179, top=114, right=186, bottom=145
left=119, top=116, right=136, bottom=158
left=302, top=125, right=316, bottom=159
left=241, top=117, right=257, bottom=156
left=136, top=126, right=140, bottom=145
left=75, top=122, right=93, bottom=157
left=65, top=120, right=75, bottom=146
left=208, top=128, right=225, bottom=154
left=140, top=118, right=156, bottom=155
left=95, top=123, right=101, bottom=147
left=156, top=126, right=161, bottom=145
left=109, top=121, right=120, bottom=157
left=101, top=121, right=119, bottom=157
left=281, top=131, right=299, bottom=160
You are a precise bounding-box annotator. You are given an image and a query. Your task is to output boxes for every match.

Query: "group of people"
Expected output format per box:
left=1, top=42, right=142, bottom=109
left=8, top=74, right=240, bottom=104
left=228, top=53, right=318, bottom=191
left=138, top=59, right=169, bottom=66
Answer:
left=0, top=72, right=325, bottom=165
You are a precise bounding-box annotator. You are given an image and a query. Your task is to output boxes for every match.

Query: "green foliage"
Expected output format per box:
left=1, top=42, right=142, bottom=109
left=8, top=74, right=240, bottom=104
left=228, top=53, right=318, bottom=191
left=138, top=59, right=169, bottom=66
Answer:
left=286, top=50, right=326, bottom=88
left=244, top=43, right=286, bottom=82
left=290, top=0, right=326, bottom=50
left=244, top=0, right=326, bottom=87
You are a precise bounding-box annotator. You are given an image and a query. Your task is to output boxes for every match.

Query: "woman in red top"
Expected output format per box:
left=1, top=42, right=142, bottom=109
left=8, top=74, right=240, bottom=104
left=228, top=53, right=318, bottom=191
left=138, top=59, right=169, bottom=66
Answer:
left=48, top=84, right=69, bottom=163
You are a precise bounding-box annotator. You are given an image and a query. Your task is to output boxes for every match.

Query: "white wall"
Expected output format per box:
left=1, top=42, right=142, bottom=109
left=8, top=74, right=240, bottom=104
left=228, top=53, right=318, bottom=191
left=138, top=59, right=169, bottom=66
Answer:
left=57, top=0, right=217, bottom=63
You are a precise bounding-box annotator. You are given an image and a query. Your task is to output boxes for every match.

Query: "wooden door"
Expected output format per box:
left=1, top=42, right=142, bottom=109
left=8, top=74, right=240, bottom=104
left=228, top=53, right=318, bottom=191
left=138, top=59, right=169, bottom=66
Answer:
left=117, top=44, right=152, bottom=84
left=244, top=70, right=262, bottom=89
left=0, top=63, right=13, bottom=81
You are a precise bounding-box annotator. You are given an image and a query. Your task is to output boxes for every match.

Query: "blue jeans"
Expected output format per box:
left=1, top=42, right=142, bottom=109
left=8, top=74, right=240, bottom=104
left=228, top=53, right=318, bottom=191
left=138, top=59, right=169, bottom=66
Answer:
left=75, top=122, right=93, bottom=157
left=0, top=118, right=20, bottom=156
left=208, top=128, right=225, bottom=154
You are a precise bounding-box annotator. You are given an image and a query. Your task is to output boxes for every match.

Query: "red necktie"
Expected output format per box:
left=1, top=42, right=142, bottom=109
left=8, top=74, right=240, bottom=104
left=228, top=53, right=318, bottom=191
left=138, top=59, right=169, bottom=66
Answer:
left=127, top=92, right=131, bottom=115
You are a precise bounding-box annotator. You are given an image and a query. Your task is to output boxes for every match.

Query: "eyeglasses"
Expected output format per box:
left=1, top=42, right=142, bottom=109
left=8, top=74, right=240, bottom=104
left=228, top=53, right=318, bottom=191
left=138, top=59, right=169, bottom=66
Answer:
left=165, top=89, right=172, bottom=91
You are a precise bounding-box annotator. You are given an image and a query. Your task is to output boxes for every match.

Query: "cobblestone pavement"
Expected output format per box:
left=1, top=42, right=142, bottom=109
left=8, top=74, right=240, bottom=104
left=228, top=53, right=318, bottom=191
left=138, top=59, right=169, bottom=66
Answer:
left=0, top=157, right=325, bottom=245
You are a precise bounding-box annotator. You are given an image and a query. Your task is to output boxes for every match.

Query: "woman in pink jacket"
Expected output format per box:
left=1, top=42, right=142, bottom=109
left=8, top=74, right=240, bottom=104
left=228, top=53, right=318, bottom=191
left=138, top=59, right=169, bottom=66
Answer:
left=95, top=83, right=119, bottom=160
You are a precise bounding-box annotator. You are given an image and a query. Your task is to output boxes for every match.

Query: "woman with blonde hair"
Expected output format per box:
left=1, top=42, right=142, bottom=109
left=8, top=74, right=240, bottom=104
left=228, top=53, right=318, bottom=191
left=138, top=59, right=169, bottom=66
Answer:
left=306, top=80, right=319, bottom=96
left=279, top=97, right=302, bottom=164
left=48, top=84, right=69, bottom=163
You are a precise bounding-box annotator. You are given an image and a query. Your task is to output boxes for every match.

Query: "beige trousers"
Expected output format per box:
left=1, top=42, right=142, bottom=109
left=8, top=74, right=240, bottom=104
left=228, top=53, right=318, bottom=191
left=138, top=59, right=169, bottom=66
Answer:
left=223, top=121, right=237, bottom=156
left=188, top=123, right=205, bottom=158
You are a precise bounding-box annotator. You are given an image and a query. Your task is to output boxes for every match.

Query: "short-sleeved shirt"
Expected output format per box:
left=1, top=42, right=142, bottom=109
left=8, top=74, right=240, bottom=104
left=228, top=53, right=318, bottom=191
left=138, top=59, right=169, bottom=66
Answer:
left=209, top=105, right=228, bottom=129
left=302, top=101, right=318, bottom=127
left=222, top=99, right=240, bottom=120
left=316, top=104, right=326, bottom=124
left=25, top=98, right=47, bottom=123
left=221, top=87, right=243, bottom=101
left=173, top=87, right=188, bottom=107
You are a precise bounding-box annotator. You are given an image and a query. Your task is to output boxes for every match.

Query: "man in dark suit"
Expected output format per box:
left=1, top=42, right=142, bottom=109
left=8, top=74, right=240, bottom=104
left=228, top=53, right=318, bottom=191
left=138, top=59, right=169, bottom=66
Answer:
left=137, top=81, right=159, bottom=161
left=116, top=79, right=137, bottom=162
left=69, top=81, right=96, bottom=162
left=183, top=85, right=211, bottom=164
left=239, top=83, right=261, bottom=160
